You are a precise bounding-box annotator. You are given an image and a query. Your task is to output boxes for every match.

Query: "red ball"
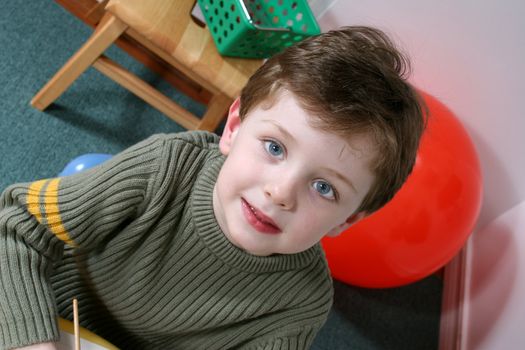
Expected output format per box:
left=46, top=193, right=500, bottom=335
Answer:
left=321, top=91, right=483, bottom=288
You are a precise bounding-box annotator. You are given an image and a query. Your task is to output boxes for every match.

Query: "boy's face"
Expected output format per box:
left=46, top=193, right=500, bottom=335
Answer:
left=213, top=91, right=376, bottom=256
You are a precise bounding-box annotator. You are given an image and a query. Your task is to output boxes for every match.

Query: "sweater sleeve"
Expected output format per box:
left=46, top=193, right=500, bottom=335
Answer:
left=0, top=134, right=169, bottom=349
left=241, top=324, right=324, bottom=350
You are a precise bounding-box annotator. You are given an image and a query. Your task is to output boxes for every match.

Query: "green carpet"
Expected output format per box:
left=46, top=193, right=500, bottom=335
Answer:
left=0, top=2, right=442, bottom=349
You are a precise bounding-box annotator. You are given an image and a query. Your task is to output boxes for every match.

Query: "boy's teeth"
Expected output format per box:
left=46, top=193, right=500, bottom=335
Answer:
left=250, top=206, right=263, bottom=221
left=247, top=202, right=272, bottom=225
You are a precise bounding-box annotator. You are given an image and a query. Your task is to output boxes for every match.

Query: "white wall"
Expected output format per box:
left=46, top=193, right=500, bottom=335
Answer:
left=317, top=0, right=525, bottom=230
left=462, top=200, right=525, bottom=349
left=316, top=1, right=525, bottom=348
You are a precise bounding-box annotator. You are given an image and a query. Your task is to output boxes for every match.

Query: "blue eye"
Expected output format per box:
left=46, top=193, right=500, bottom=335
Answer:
left=312, top=180, right=336, bottom=200
left=264, top=140, right=284, bottom=158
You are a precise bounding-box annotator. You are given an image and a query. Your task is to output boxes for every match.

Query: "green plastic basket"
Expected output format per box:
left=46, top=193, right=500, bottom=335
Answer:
left=198, top=0, right=321, bottom=58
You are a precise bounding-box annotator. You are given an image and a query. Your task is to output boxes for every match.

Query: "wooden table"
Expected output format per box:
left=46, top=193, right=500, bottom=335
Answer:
left=54, top=0, right=212, bottom=105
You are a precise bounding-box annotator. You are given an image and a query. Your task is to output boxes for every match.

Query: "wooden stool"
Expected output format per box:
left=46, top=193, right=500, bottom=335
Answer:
left=31, top=0, right=263, bottom=131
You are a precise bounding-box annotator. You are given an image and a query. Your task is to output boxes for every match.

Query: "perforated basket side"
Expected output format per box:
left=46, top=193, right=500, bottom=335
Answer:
left=198, top=0, right=320, bottom=58
left=245, top=0, right=320, bottom=36
left=198, top=0, right=251, bottom=55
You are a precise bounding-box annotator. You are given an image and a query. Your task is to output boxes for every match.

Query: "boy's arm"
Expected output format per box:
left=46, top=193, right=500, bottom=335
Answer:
left=239, top=280, right=333, bottom=350
left=0, top=135, right=168, bottom=349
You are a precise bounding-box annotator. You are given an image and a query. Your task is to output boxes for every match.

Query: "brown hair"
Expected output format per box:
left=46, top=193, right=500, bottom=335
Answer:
left=239, top=26, right=426, bottom=214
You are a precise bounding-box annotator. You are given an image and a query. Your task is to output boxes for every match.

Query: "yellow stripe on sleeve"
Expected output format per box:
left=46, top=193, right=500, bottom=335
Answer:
left=44, top=178, right=76, bottom=247
left=26, top=179, right=47, bottom=223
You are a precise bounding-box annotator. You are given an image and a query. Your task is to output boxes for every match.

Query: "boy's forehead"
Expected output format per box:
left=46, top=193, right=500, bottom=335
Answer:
left=253, top=87, right=291, bottom=113
left=248, top=90, right=377, bottom=160
left=248, top=89, right=317, bottom=124
left=257, top=101, right=375, bottom=165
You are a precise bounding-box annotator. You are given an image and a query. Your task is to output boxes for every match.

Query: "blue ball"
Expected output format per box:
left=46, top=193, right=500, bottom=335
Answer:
left=59, top=154, right=113, bottom=176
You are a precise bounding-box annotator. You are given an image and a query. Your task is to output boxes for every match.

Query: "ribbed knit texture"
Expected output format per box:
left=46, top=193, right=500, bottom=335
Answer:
left=0, top=131, right=333, bottom=350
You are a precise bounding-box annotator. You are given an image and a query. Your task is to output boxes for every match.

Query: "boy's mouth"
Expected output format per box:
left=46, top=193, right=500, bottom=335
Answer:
left=241, top=198, right=282, bottom=234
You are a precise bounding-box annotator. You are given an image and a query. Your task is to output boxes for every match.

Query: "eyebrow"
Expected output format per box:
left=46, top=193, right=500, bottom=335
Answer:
left=262, top=120, right=296, bottom=143
left=322, top=167, right=358, bottom=193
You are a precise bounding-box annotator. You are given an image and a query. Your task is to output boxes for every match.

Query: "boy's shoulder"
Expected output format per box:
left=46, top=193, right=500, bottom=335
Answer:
left=152, top=130, right=221, bottom=149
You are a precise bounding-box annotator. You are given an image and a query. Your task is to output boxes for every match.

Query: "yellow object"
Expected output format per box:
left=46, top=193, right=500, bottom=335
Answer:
left=58, top=318, right=119, bottom=350
left=26, top=179, right=77, bottom=247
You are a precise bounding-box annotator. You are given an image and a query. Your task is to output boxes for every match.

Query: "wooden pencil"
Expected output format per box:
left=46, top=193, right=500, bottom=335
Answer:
left=73, top=298, right=80, bottom=350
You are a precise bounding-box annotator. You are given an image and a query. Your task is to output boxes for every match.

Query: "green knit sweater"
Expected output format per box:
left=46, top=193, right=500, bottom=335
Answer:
left=0, top=131, right=333, bottom=350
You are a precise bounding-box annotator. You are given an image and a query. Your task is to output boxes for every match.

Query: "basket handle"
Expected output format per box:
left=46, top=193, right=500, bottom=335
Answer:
left=239, top=0, right=291, bottom=32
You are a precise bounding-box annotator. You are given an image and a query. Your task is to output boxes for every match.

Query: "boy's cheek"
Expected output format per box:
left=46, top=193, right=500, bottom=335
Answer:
left=292, top=216, right=334, bottom=241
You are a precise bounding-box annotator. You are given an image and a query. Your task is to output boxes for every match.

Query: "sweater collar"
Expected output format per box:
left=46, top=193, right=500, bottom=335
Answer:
left=191, top=152, right=322, bottom=274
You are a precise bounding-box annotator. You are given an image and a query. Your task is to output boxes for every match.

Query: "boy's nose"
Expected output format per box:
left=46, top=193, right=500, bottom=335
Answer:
left=264, top=180, right=296, bottom=210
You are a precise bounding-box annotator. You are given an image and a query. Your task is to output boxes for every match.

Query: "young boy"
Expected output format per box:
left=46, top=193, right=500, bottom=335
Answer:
left=1, top=26, right=425, bottom=349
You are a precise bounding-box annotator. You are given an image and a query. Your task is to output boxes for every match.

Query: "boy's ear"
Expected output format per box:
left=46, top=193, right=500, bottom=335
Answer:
left=219, top=97, right=242, bottom=155
left=325, top=212, right=368, bottom=238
